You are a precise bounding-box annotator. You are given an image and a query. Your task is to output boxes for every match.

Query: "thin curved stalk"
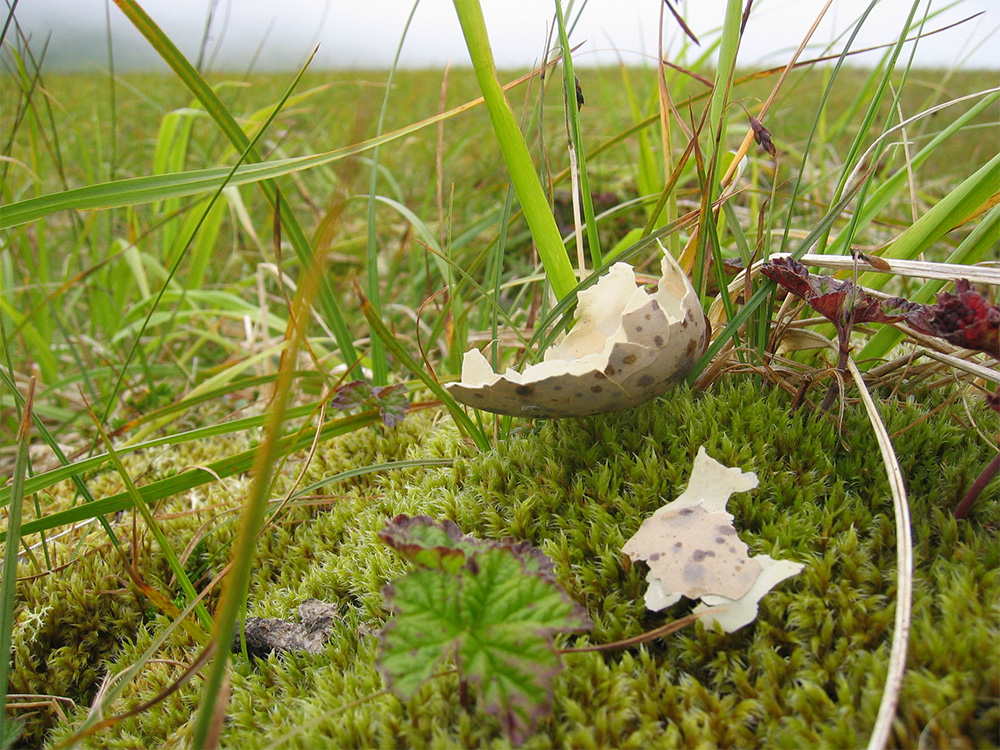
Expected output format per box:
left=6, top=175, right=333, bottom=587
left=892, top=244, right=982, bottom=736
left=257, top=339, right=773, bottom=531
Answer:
left=846, top=356, right=913, bottom=750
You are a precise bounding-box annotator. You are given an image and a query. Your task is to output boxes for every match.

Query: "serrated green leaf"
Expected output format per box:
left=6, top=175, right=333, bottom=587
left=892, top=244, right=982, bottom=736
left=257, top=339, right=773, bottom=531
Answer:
left=378, top=517, right=592, bottom=744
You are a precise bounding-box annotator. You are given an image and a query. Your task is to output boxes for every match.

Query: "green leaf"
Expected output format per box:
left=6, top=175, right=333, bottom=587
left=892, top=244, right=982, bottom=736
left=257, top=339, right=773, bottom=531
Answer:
left=378, top=515, right=592, bottom=744
left=330, top=381, right=410, bottom=428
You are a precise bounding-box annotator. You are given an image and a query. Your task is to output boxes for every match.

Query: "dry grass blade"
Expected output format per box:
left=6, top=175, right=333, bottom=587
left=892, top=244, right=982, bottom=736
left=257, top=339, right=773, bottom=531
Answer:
left=559, top=609, right=715, bottom=654
left=845, top=356, right=913, bottom=750
left=786, top=254, right=1000, bottom=287
left=915, top=348, right=1000, bottom=385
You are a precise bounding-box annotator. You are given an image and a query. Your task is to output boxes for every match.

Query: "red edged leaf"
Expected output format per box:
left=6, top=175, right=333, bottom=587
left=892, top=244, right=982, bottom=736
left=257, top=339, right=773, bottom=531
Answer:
left=378, top=514, right=471, bottom=573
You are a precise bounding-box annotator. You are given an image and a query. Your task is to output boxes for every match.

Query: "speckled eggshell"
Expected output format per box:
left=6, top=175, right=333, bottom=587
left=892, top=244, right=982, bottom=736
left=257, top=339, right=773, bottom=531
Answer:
left=622, top=504, right=761, bottom=602
left=622, top=447, right=766, bottom=612
left=447, top=249, right=707, bottom=418
left=693, top=555, right=805, bottom=633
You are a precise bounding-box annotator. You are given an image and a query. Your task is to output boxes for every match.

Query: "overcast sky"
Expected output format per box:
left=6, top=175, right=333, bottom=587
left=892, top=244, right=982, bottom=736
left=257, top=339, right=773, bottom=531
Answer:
left=9, top=0, right=1000, bottom=72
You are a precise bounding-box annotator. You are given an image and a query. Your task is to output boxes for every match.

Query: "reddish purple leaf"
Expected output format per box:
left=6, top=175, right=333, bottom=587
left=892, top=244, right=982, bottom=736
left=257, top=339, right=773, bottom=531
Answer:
left=760, top=257, right=915, bottom=330
left=904, top=280, right=999, bottom=359
left=987, top=392, right=999, bottom=414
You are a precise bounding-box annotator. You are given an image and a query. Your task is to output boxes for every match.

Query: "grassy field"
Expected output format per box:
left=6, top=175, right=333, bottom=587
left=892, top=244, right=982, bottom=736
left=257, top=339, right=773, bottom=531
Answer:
left=2, top=64, right=997, bottom=429
left=2, top=2, right=999, bottom=747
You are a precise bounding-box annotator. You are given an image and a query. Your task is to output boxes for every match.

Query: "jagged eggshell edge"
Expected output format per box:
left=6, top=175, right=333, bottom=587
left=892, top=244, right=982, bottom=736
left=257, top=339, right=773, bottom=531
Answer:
left=447, top=251, right=707, bottom=418
left=692, top=555, right=805, bottom=633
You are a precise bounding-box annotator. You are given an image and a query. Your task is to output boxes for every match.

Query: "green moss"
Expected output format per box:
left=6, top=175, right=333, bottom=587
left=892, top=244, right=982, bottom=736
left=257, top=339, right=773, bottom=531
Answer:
left=20, top=377, right=1000, bottom=748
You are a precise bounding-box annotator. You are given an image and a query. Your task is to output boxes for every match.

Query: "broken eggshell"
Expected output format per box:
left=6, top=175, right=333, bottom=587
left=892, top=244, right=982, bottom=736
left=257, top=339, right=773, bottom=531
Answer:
left=623, top=447, right=804, bottom=633
left=623, top=447, right=761, bottom=611
left=448, top=248, right=708, bottom=418
left=693, top=555, right=805, bottom=633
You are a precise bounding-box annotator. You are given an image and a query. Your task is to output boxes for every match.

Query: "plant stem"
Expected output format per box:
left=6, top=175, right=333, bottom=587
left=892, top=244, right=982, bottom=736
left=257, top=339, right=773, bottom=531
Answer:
left=0, top=379, right=35, bottom=750
left=953, top=451, right=1000, bottom=520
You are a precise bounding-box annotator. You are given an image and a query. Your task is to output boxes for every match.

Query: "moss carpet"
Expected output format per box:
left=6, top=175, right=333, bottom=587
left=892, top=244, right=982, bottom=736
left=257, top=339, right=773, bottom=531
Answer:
left=10, top=375, right=999, bottom=748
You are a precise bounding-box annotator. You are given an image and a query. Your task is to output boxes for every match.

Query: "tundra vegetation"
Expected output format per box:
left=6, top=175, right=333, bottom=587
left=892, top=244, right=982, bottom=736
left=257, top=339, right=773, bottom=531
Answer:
left=1, top=1, right=998, bottom=748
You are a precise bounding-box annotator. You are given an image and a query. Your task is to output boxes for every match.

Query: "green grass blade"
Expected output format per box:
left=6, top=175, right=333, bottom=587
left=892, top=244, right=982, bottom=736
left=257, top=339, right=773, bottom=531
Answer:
left=0, top=70, right=570, bottom=232
left=112, top=0, right=358, bottom=369
left=97, top=49, right=317, bottom=425
left=689, top=177, right=869, bottom=381
left=824, top=88, right=1000, bottom=259
left=706, top=0, right=743, bottom=167
left=555, top=0, right=601, bottom=269
left=365, top=1, right=420, bottom=386
left=87, top=406, right=214, bottom=632
left=190, top=261, right=322, bottom=748
left=858, top=202, right=1000, bottom=363
left=452, top=0, right=576, bottom=300
left=815, top=0, right=916, bottom=255
left=0, top=397, right=316, bottom=508
left=863, top=151, right=1000, bottom=277
left=0, top=368, right=123, bottom=550
left=151, top=107, right=197, bottom=257
left=0, top=379, right=34, bottom=750
left=0, top=409, right=379, bottom=546
left=356, top=281, right=490, bottom=452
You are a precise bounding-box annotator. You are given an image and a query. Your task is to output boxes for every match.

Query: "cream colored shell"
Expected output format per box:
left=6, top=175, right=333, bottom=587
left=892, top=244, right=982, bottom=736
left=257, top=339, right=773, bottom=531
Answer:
left=448, top=248, right=707, bottom=418
left=623, top=447, right=805, bottom=633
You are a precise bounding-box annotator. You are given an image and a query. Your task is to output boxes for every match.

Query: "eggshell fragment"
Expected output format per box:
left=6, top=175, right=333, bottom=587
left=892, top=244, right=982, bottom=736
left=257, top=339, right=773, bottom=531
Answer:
left=448, top=247, right=707, bottom=418
left=623, top=447, right=805, bottom=632
left=693, top=555, right=805, bottom=633
left=627, top=504, right=761, bottom=603
left=623, top=448, right=761, bottom=608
